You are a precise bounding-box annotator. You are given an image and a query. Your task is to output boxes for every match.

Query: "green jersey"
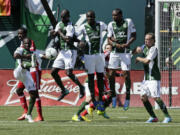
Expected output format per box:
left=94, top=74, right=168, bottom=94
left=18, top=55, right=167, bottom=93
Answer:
left=143, top=45, right=161, bottom=80
left=55, top=21, right=76, bottom=50
left=14, top=47, right=32, bottom=69
left=76, top=21, right=107, bottom=55
left=107, top=18, right=136, bottom=53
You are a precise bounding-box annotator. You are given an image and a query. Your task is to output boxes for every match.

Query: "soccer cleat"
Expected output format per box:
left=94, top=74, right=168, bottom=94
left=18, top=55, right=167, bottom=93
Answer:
left=123, top=99, right=130, bottom=111
left=162, top=117, right=172, bottom=123
left=80, top=116, right=91, bottom=122
left=34, top=116, right=44, bottom=122
left=17, top=113, right=27, bottom=120
left=97, top=110, right=110, bottom=119
left=87, top=107, right=93, bottom=116
left=97, top=110, right=105, bottom=115
left=79, top=86, right=85, bottom=98
left=145, top=117, right=158, bottom=123
left=57, top=89, right=69, bottom=101
left=72, top=115, right=80, bottom=122
left=103, top=112, right=110, bottom=119
left=25, top=114, right=34, bottom=123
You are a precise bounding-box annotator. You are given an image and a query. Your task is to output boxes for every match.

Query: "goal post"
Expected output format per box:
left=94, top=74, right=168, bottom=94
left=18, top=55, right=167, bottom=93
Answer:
left=155, top=0, right=180, bottom=107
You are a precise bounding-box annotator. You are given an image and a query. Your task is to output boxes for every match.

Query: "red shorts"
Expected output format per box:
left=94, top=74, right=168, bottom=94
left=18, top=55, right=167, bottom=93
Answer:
left=17, top=70, right=41, bottom=90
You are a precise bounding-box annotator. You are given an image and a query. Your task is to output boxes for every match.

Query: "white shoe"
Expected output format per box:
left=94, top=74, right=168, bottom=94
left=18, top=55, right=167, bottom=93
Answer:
left=25, top=114, right=34, bottom=123
left=162, top=117, right=172, bottom=123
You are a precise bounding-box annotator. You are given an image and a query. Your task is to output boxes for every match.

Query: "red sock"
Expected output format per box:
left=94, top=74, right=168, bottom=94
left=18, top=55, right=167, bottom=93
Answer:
left=19, top=95, right=28, bottom=113
left=90, top=103, right=95, bottom=109
left=35, top=98, right=43, bottom=118
left=102, top=95, right=110, bottom=101
left=81, top=110, right=88, bottom=116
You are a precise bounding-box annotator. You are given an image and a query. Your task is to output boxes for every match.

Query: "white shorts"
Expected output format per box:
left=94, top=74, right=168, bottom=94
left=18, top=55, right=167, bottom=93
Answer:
left=84, top=53, right=105, bottom=74
left=108, top=52, right=131, bottom=70
left=140, top=80, right=161, bottom=98
left=13, top=65, right=36, bottom=91
left=52, top=50, right=77, bottom=69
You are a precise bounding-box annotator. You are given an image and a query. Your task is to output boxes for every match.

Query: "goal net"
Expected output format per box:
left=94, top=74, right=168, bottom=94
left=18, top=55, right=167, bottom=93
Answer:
left=155, top=0, right=180, bottom=107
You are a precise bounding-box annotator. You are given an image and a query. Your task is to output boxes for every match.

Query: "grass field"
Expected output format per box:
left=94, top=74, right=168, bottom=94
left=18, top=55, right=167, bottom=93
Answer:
left=0, top=106, right=180, bottom=135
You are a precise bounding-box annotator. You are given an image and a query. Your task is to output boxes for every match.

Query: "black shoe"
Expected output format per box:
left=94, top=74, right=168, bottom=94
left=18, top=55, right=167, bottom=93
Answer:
left=79, top=86, right=85, bottom=98
left=57, top=89, right=69, bottom=101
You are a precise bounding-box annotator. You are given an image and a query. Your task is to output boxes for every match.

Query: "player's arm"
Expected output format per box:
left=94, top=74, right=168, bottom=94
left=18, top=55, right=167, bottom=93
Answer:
left=136, top=57, right=150, bottom=64
left=14, top=50, right=31, bottom=60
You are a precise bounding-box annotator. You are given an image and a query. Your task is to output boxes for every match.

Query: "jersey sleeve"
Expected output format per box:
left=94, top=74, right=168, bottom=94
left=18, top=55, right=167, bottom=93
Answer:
left=55, top=22, right=60, bottom=32
left=146, top=46, right=158, bottom=60
left=75, top=24, right=84, bottom=37
left=107, top=22, right=113, bottom=38
left=66, top=24, right=75, bottom=37
left=100, top=21, right=107, bottom=31
left=128, top=19, right=136, bottom=33
left=14, top=47, right=23, bottom=55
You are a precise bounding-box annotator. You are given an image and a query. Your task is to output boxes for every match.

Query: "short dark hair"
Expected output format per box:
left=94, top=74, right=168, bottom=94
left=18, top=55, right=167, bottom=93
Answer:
left=19, top=27, right=27, bottom=34
left=146, top=33, right=155, bottom=41
left=114, top=8, right=123, bottom=15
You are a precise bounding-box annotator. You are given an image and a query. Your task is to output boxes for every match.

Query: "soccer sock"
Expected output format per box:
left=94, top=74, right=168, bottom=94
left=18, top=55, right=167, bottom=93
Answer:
left=97, top=73, right=104, bottom=101
left=19, top=95, right=28, bottom=113
left=27, top=96, right=36, bottom=115
left=81, top=110, right=88, bottom=116
left=143, top=100, right=157, bottom=118
left=90, top=103, right=95, bottom=110
left=52, top=72, right=66, bottom=92
left=35, top=98, right=43, bottom=117
left=88, top=74, right=95, bottom=101
left=102, top=95, right=110, bottom=101
left=77, top=101, right=89, bottom=115
left=68, top=74, right=84, bottom=90
left=109, top=74, right=116, bottom=97
left=104, top=76, right=110, bottom=90
left=125, top=77, right=131, bottom=100
left=156, top=99, right=170, bottom=117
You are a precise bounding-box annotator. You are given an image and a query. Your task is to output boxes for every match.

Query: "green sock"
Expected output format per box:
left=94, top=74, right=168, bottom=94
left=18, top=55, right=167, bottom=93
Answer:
left=27, top=96, right=36, bottom=115
left=125, top=78, right=131, bottom=100
left=143, top=100, right=157, bottom=118
left=77, top=101, right=88, bottom=115
left=156, top=99, right=170, bottom=117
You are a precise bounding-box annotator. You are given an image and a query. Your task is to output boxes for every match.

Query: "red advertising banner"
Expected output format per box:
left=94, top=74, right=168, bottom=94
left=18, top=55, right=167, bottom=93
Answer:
left=0, top=70, right=180, bottom=107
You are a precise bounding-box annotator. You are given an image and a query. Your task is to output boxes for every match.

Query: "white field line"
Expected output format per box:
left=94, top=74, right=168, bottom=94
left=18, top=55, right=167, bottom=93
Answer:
left=0, top=121, right=180, bottom=127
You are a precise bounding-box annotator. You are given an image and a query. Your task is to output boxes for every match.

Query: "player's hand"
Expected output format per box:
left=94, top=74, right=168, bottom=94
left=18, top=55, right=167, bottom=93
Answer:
left=136, top=47, right=142, bottom=53
left=78, top=41, right=85, bottom=48
left=50, top=29, right=56, bottom=37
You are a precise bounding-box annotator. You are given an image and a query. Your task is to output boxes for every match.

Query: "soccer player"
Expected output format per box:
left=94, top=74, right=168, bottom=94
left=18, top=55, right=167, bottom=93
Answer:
left=75, top=10, right=107, bottom=112
left=16, top=27, right=44, bottom=122
left=72, top=73, right=111, bottom=122
left=107, top=8, right=136, bottom=110
left=51, top=9, right=85, bottom=101
left=134, top=33, right=171, bottom=123
left=14, top=38, right=39, bottom=123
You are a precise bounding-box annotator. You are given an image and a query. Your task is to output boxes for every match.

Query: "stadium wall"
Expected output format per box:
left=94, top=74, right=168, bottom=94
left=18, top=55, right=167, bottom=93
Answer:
left=0, top=70, right=180, bottom=107
left=0, top=0, right=145, bottom=70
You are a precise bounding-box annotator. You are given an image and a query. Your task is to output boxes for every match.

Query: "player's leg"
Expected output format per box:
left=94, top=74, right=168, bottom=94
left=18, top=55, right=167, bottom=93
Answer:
left=30, top=70, right=44, bottom=122
left=51, top=68, right=69, bottom=101
left=150, top=81, right=171, bottom=123
left=66, top=69, right=84, bottom=98
left=141, top=95, right=158, bottom=123
left=16, top=83, right=28, bottom=120
left=51, top=52, right=69, bottom=101
left=120, top=53, right=131, bottom=111
left=141, top=81, right=158, bottom=123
